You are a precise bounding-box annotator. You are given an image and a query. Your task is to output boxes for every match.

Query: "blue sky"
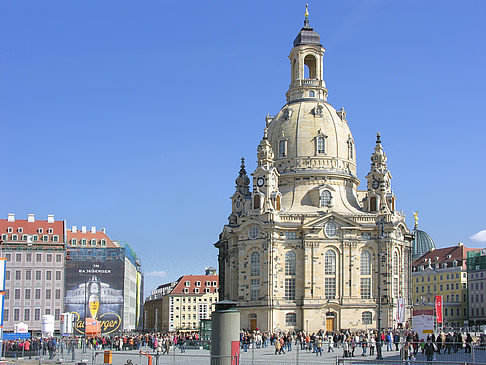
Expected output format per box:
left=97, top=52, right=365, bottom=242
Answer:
left=1, top=1, right=485, bottom=295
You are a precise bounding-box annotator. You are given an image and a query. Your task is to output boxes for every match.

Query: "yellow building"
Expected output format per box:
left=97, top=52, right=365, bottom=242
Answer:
left=412, top=243, right=474, bottom=329
left=144, top=268, right=218, bottom=332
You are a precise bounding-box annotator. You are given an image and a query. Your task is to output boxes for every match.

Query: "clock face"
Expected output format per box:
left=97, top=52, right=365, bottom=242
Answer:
left=257, top=177, right=264, bottom=187
left=372, top=179, right=380, bottom=189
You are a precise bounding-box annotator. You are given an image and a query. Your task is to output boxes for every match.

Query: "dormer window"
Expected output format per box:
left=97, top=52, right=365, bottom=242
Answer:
left=183, top=288, right=189, bottom=293
left=33, top=235, right=38, bottom=242
left=38, top=228, right=43, bottom=234
left=100, top=239, right=106, bottom=246
left=72, top=239, right=77, bottom=245
left=320, top=190, right=332, bottom=208
left=185, top=281, right=191, bottom=287
left=48, top=228, right=53, bottom=234
left=195, top=281, right=201, bottom=287
left=316, top=136, right=325, bottom=154
left=12, top=234, right=18, bottom=241
left=91, top=239, right=97, bottom=246
left=18, top=227, right=23, bottom=233
left=22, top=235, right=28, bottom=241
left=194, top=288, right=199, bottom=294
left=81, top=239, right=87, bottom=246
left=42, top=235, right=48, bottom=242
left=7, top=227, right=12, bottom=233
left=278, top=140, right=287, bottom=158
left=53, top=235, right=59, bottom=242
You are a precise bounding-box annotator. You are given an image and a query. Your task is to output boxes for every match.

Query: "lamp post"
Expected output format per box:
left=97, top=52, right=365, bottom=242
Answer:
left=376, top=217, right=385, bottom=360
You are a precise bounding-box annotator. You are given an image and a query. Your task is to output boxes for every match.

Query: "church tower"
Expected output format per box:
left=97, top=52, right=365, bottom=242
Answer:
left=215, top=7, right=412, bottom=333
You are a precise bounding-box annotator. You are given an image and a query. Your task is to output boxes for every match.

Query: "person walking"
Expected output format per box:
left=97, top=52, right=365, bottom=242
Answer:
left=424, top=339, right=435, bottom=362
left=315, top=336, right=322, bottom=356
left=327, top=335, right=334, bottom=352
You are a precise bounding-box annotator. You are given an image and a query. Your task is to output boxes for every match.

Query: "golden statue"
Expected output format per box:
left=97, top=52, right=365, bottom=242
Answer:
left=305, top=4, right=309, bottom=18
left=413, top=211, right=419, bottom=228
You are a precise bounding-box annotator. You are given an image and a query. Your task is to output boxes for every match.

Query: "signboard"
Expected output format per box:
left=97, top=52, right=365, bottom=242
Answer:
left=412, top=309, right=435, bottom=340
left=4, top=333, right=31, bottom=340
left=64, top=261, right=124, bottom=335
left=14, top=322, right=28, bottom=333
left=434, top=295, right=443, bottom=324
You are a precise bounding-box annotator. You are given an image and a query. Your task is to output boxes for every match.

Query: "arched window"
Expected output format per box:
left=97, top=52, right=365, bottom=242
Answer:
left=91, top=239, right=97, bottom=246
left=250, top=252, right=260, bottom=276
left=279, top=140, right=287, bottom=158
left=71, top=238, right=77, bottom=245
left=320, top=190, right=332, bottom=207
left=325, top=250, right=336, bottom=275
left=324, top=250, right=337, bottom=299
left=393, top=251, right=399, bottom=299
left=316, top=136, right=325, bottom=154
left=304, top=54, right=317, bottom=79
left=362, top=311, right=372, bottom=325
left=361, top=251, right=372, bottom=299
left=348, top=141, right=354, bottom=159
left=100, top=239, right=106, bottom=246
left=275, top=195, right=281, bottom=210
left=253, top=194, right=260, bottom=209
left=370, top=196, right=377, bottom=212
left=286, top=313, right=297, bottom=326
left=361, top=251, right=371, bottom=275
left=309, top=91, right=315, bottom=97
left=292, top=59, right=297, bottom=80
left=285, top=251, right=296, bottom=275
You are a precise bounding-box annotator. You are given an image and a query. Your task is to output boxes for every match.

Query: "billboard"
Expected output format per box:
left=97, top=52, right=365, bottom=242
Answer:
left=64, top=261, right=124, bottom=335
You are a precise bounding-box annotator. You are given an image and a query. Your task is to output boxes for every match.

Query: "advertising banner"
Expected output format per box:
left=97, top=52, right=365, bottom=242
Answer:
left=434, top=295, right=443, bottom=324
left=64, top=261, right=124, bottom=335
left=412, top=309, right=435, bottom=340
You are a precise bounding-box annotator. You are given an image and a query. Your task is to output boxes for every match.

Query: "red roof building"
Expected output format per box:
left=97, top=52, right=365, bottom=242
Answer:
left=66, top=225, right=117, bottom=248
left=0, top=213, right=66, bottom=332
left=144, top=268, right=219, bottom=332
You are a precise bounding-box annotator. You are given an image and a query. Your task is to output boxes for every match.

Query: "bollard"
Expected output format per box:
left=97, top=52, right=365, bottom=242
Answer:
left=103, top=350, right=112, bottom=364
left=210, top=300, right=240, bottom=365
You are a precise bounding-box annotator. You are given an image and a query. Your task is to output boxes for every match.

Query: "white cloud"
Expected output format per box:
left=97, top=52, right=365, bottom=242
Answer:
left=470, top=230, right=486, bottom=242
left=146, top=270, right=168, bottom=278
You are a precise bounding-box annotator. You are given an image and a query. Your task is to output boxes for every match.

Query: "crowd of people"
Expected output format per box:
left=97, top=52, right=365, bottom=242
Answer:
left=239, top=328, right=480, bottom=362
left=1, top=328, right=481, bottom=362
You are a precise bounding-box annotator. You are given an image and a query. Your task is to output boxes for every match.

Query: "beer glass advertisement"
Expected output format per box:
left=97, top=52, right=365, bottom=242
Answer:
left=64, top=261, right=124, bottom=335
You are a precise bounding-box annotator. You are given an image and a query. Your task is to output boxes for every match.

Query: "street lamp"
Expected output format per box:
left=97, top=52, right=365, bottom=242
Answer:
left=376, top=217, right=385, bottom=360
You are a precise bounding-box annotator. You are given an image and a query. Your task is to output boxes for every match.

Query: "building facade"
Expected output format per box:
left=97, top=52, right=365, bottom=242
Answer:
left=412, top=243, right=474, bottom=329
left=0, top=213, right=66, bottom=332
left=65, top=226, right=143, bottom=334
left=215, top=13, right=412, bottom=332
left=144, top=268, right=218, bottom=332
left=467, top=249, right=486, bottom=327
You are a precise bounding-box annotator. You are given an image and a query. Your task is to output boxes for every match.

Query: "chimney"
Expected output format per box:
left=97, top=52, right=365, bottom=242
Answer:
left=7, top=213, right=15, bottom=222
left=101, top=228, right=106, bottom=234
left=72, top=226, right=77, bottom=233
left=47, top=214, right=54, bottom=223
left=28, top=214, right=35, bottom=222
left=81, top=226, right=87, bottom=233
left=458, top=242, right=463, bottom=247
left=91, top=226, right=96, bottom=233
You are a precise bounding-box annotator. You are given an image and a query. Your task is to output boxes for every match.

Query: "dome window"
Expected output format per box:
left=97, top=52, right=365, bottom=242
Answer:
left=309, top=91, right=315, bottom=97
left=369, top=196, right=377, bottom=212
left=320, top=190, right=332, bottom=208
left=278, top=140, right=287, bottom=158
left=304, top=54, right=317, bottom=79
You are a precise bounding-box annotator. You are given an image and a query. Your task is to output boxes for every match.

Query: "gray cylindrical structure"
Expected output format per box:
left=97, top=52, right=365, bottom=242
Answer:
left=210, top=300, right=240, bottom=365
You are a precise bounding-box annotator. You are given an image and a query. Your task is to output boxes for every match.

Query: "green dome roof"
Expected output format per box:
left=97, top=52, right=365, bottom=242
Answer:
left=412, top=228, right=436, bottom=259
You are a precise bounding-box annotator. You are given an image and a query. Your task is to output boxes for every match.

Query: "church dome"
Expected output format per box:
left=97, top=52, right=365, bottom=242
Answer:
left=267, top=100, right=357, bottom=178
left=412, top=228, right=436, bottom=259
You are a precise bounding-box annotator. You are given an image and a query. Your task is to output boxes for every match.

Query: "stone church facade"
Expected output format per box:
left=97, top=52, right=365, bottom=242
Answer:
left=215, top=14, right=413, bottom=333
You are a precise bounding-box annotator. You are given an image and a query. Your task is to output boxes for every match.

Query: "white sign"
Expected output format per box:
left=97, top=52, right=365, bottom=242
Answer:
left=14, top=322, right=29, bottom=333
left=412, top=313, right=435, bottom=340
left=41, top=315, right=55, bottom=337
left=0, top=258, right=6, bottom=291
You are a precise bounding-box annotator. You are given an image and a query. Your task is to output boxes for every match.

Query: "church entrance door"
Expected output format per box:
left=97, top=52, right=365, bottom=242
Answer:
left=249, top=314, right=257, bottom=330
left=325, top=317, right=334, bottom=332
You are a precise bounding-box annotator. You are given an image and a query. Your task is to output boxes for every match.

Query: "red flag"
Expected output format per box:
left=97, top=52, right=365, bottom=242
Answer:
left=435, top=295, right=443, bottom=324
